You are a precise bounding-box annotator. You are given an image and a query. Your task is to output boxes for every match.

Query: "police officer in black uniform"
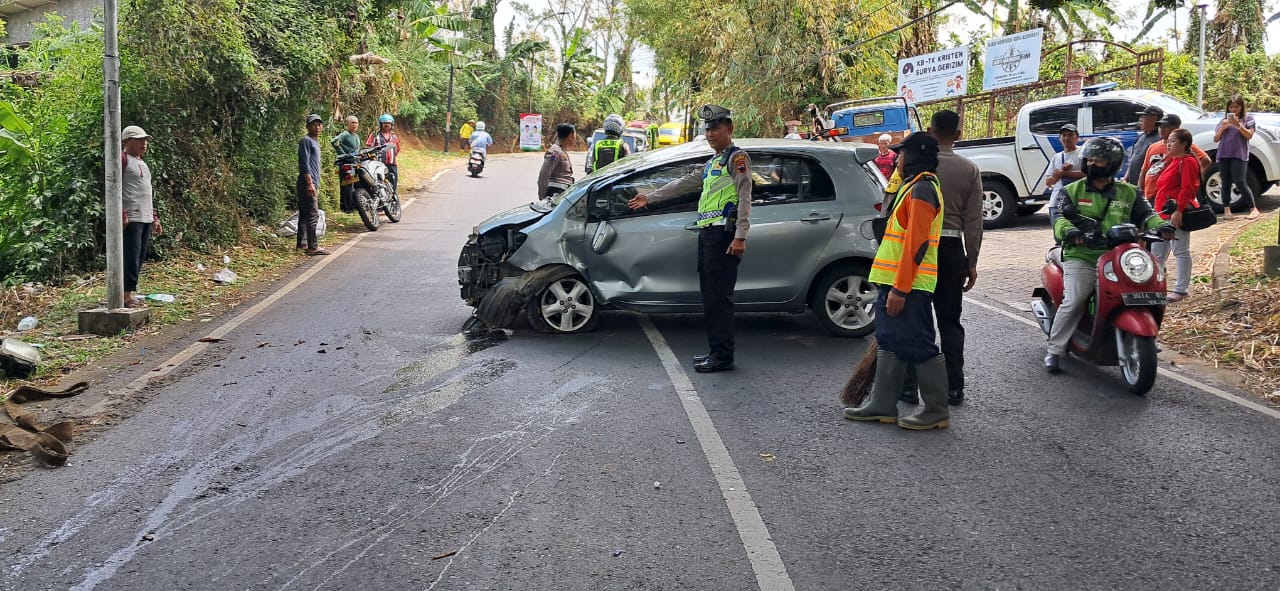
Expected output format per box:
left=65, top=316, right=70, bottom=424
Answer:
left=628, top=105, right=752, bottom=372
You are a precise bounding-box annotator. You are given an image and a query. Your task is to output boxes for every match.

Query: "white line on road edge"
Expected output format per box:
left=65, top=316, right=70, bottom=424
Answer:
left=964, top=296, right=1280, bottom=420
left=429, top=168, right=452, bottom=183
left=637, top=317, right=795, bottom=591
left=104, top=193, right=427, bottom=403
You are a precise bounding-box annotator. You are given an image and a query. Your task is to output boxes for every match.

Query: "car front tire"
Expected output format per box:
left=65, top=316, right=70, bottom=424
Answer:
left=526, top=275, right=600, bottom=334
left=810, top=264, right=876, bottom=338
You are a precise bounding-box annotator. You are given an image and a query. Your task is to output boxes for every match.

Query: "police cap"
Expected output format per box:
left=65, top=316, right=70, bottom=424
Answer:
left=699, top=104, right=733, bottom=128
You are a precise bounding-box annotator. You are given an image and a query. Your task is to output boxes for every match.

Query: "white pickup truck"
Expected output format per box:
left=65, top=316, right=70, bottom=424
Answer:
left=955, top=86, right=1280, bottom=228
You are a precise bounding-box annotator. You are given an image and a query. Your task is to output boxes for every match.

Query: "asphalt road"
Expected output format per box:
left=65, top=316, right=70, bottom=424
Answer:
left=1, top=151, right=1278, bottom=591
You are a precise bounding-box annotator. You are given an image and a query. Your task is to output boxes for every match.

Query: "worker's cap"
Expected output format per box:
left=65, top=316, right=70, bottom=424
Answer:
left=699, top=104, right=733, bottom=128
left=889, top=131, right=939, bottom=157
left=1059, top=123, right=1079, bottom=133
left=121, top=126, right=152, bottom=141
left=1137, top=105, right=1164, bottom=119
left=1157, top=113, right=1182, bottom=127
left=306, top=114, right=323, bottom=124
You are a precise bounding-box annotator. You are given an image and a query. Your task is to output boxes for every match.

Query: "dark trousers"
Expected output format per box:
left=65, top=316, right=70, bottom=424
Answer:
left=387, top=163, right=399, bottom=194
left=874, top=285, right=938, bottom=364
left=698, top=228, right=740, bottom=361
left=122, top=221, right=152, bottom=292
left=338, top=172, right=354, bottom=213
left=933, top=237, right=969, bottom=391
left=296, top=177, right=318, bottom=250
left=1219, top=158, right=1254, bottom=211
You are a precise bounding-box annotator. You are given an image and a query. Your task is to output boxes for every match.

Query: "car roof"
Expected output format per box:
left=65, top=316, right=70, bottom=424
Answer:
left=582, top=138, right=876, bottom=182
left=1023, top=89, right=1162, bottom=109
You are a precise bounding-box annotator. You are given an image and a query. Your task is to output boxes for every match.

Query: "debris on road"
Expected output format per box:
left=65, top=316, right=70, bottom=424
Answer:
left=197, top=337, right=226, bottom=343
left=653, top=481, right=661, bottom=489
left=675, top=439, right=686, bottom=445
left=431, top=549, right=458, bottom=560
left=612, top=549, right=623, bottom=557
left=0, top=381, right=89, bottom=466
left=758, top=453, right=776, bottom=462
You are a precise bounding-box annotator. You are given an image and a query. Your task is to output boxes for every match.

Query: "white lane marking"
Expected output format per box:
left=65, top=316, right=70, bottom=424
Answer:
left=429, top=168, right=453, bottom=183
left=637, top=317, right=795, bottom=591
left=103, top=189, right=433, bottom=403
left=964, top=295, right=1280, bottom=420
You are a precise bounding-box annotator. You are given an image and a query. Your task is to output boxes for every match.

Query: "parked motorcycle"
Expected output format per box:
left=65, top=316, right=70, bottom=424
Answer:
left=468, top=149, right=486, bottom=177
left=1030, top=223, right=1168, bottom=395
left=336, top=144, right=402, bottom=231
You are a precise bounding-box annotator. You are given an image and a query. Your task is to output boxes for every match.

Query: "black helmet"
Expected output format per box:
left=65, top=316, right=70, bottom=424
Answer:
left=1080, top=136, right=1125, bottom=179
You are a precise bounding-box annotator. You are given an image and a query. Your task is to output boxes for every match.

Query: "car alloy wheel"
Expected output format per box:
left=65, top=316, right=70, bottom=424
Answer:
left=535, top=277, right=596, bottom=333
left=824, top=274, right=875, bottom=332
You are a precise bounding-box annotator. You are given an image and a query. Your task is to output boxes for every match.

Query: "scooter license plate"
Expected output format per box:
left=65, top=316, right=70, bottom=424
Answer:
left=1122, top=292, right=1167, bottom=306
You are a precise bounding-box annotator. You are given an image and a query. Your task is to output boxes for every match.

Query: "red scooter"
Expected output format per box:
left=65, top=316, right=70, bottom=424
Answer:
left=1030, top=224, right=1168, bottom=395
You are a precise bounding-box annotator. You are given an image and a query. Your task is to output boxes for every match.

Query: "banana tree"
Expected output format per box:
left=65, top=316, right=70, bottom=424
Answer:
left=403, top=5, right=491, bottom=151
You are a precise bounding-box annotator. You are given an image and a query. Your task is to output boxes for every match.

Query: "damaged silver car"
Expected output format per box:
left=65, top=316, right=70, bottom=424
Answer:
left=458, top=139, right=888, bottom=336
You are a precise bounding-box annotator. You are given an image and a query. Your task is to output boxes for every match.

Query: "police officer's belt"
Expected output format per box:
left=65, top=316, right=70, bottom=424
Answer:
left=940, top=228, right=962, bottom=238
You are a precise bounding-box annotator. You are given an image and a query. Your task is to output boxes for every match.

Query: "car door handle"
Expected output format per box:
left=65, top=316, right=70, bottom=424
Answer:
left=800, top=213, right=832, bottom=223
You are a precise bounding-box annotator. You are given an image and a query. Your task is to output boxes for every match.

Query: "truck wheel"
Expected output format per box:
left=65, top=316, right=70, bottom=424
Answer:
left=981, top=179, right=1018, bottom=229
left=809, top=263, right=876, bottom=337
left=1202, top=163, right=1263, bottom=213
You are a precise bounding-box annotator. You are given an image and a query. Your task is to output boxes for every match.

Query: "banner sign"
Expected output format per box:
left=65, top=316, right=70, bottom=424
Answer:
left=982, top=28, right=1043, bottom=91
left=519, top=113, right=543, bottom=151
left=895, top=46, right=970, bottom=103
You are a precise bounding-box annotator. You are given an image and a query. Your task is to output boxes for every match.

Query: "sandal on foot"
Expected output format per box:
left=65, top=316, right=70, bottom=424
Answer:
left=305, top=248, right=331, bottom=256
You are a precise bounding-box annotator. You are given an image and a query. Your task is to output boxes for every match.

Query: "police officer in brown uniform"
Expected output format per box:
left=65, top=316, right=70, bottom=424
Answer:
left=902, top=110, right=983, bottom=405
left=628, top=105, right=751, bottom=372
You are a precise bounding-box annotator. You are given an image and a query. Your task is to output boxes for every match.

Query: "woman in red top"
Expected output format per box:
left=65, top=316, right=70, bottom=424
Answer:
left=1151, top=128, right=1199, bottom=302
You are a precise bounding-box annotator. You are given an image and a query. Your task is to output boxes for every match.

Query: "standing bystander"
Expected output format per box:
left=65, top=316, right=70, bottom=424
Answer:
left=1139, top=113, right=1211, bottom=198
left=297, top=114, right=329, bottom=256
left=366, top=114, right=402, bottom=194
left=1150, top=128, right=1202, bottom=302
left=121, top=125, right=162, bottom=307
left=1044, top=124, right=1084, bottom=223
left=873, top=134, right=896, bottom=179
left=333, top=115, right=361, bottom=212
left=1126, top=105, right=1164, bottom=198
left=1213, top=94, right=1261, bottom=219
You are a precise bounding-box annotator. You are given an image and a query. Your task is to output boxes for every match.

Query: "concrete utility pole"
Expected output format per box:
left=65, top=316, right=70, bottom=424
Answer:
left=1197, top=3, right=1208, bottom=108
left=104, top=0, right=123, bottom=310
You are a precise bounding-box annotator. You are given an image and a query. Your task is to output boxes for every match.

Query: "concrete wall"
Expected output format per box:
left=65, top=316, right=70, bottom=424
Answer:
left=3, top=0, right=99, bottom=46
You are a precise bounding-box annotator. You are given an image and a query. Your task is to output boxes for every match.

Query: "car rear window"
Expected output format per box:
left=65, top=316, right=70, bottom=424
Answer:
left=1028, top=105, right=1079, bottom=135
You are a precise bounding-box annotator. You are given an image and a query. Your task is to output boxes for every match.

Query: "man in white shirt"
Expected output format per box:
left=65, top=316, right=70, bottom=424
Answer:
left=1044, top=123, right=1084, bottom=223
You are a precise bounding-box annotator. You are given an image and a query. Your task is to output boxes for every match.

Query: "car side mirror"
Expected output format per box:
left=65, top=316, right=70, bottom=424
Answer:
left=591, top=221, right=616, bottom=254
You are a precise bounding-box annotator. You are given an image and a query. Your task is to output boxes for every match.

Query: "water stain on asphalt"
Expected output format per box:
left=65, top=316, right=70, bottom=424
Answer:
left=380, top=359, right=517, bottom=427
left=382, top=331, right=505, bottom=395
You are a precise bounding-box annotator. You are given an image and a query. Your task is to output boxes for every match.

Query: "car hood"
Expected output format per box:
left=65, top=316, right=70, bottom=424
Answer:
left=475, top=202, right=549, bottom=234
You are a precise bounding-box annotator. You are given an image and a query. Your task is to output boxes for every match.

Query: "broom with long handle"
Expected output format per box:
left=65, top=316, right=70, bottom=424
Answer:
left=840, top=338, right=878, bottom=406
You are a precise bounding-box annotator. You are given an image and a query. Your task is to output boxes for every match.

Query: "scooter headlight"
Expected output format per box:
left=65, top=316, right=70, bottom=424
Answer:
left=1119, top=248, right=1154, bottom=283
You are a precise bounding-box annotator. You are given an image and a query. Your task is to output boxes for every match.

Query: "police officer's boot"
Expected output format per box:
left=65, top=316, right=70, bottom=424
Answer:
left=898, top=355, right=950, bottom=430
left=843, top=351, right=908, bottom=423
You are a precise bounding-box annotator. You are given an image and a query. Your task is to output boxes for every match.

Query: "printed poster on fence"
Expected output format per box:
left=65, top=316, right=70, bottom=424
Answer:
left=519, top=113, right=543, bottom=151
left=895, top=46, right=970, bottom=104
left=982, top=28, right=1043, bottom=91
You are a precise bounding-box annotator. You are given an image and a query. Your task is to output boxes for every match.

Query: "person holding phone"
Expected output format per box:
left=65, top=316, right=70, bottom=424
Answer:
left=1213, top=94, right=1260, bottom=219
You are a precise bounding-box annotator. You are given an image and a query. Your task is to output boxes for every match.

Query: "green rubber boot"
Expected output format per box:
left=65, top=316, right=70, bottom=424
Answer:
left=844, top=351, right=908, bottom=423
left=898, top=355, right=950, bottom=430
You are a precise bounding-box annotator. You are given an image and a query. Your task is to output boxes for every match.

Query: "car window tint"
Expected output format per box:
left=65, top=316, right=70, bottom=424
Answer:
left=590, top=159, right=703, bottom=220
left=1091, top=100, right=1141, bottom=133
left=747, top=154, right=836, bottom=206
left=1028, top=105, right=1078, bottom=135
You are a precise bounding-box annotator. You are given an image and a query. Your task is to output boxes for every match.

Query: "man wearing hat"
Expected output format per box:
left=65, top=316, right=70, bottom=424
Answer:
left=121, top=125, right=162, bottom=307
left=844, top=132, right=951, bottom=430
left=1044, top=123, right=1084, bottom=223
left=297, top=114, right=329, bottom=255
left=627, top=104, right=751, bottom=373
left=1126, top=105, right=1164, bottom=196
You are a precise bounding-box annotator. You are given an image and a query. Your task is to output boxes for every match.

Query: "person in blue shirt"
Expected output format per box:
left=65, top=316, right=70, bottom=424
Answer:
left=469, top=121, right=494, bottom=154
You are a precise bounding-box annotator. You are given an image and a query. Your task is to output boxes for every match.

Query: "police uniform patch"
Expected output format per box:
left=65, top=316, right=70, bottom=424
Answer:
left=733, top=153, right=747, bottom=173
